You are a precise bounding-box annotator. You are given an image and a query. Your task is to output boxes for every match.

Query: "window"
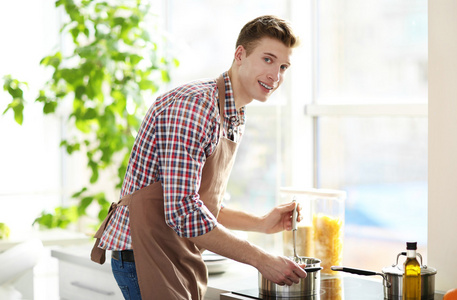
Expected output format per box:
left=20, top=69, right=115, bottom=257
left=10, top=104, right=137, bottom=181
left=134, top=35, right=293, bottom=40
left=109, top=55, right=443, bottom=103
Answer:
left=313, top=0, right=428, bottom=270
left=317, top=0, right=427, bottom=104
left=0, top=1, right=63, bottom=235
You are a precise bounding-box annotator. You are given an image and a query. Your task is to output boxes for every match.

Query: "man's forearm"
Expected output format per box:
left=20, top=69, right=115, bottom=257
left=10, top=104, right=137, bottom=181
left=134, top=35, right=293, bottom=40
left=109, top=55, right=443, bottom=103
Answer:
left=216, top=206, right=266, bottom=232
left=188, top=224, right=307, bottom=286
left=188, top=224, right=266, bottom=269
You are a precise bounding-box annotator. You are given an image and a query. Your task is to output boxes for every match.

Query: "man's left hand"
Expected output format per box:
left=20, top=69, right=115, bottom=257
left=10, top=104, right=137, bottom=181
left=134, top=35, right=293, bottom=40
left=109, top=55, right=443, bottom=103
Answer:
left=261, top=201, right=302, bottom=234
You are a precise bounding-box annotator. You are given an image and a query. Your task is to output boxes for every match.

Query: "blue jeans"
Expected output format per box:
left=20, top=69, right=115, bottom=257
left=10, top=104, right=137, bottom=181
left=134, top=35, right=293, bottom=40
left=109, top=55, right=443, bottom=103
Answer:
left=111, top=251, right=142, bottom=300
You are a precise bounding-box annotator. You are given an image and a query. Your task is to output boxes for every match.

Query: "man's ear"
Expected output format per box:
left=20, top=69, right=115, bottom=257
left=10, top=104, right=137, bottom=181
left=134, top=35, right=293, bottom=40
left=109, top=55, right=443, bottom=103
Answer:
left=234, top=45, right=245, bottom=64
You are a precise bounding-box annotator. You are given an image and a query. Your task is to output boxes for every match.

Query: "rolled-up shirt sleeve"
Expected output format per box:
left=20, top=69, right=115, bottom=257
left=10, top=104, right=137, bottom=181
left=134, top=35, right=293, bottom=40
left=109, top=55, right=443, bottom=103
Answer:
left=158, top=92, right=220, bottom=238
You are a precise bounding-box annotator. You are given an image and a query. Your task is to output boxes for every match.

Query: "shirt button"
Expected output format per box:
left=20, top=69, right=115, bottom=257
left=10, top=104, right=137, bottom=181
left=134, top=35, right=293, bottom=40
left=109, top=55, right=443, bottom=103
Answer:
left=230, top=116, right=239, bottom=125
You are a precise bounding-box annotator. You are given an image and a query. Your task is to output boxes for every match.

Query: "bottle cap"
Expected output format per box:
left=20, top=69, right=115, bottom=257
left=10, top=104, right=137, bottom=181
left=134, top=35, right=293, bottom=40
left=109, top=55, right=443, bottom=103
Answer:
left=406, top=242, right=417, bottom=250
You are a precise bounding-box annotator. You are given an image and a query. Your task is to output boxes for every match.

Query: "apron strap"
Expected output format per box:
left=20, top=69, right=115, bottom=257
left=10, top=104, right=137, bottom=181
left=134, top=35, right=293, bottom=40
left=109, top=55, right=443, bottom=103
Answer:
left=216, top=75, right=226, bottom=135
left=90, top=197, right=130, bottom=264
left=90, top=202, right=117, bottom=264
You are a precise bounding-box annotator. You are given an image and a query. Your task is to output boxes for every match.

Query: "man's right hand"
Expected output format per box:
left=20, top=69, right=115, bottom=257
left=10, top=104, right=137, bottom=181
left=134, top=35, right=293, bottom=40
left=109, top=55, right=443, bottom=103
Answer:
left=256, top=254, right=307, bottom=286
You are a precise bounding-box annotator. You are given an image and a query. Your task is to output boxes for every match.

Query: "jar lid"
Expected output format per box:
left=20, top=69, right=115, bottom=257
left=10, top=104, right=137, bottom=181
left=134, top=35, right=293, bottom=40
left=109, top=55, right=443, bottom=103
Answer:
left=280, top=187, right=347, bottom=198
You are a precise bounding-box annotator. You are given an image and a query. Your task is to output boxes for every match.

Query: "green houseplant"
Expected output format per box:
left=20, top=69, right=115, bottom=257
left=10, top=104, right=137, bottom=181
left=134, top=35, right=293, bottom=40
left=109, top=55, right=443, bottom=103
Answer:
left=2, top=0, right=177, bottom=230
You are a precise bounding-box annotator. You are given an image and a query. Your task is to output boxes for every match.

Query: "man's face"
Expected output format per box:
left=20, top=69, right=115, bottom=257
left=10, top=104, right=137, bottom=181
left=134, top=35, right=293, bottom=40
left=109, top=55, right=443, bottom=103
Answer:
left=236, top=37, right=293, bottom=103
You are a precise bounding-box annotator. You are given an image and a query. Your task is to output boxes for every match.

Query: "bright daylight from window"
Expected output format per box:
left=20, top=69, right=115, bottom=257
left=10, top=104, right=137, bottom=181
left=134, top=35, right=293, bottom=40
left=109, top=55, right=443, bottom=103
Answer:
left=315, top=0, right=427, bottom=271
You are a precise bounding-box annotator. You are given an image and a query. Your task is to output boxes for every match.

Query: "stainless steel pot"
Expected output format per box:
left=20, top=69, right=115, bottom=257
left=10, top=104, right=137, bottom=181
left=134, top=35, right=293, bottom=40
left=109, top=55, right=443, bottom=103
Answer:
left=259, top=257, right=323, bottom=298
left=332, top=252, right=437, bottom=300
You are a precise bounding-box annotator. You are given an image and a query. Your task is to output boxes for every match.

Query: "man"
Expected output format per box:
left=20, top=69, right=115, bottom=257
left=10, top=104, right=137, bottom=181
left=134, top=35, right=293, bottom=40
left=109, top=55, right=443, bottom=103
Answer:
left=91, top=15, right=306, bottom=299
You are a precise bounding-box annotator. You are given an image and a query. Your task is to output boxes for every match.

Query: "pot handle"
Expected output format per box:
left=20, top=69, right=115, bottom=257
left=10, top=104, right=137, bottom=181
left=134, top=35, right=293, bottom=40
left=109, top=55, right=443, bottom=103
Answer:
left=303, top=267, right=323, bottom=273
left=331, top=266, right=392, bottom=288
left=331, top=266, right=379, bottom=276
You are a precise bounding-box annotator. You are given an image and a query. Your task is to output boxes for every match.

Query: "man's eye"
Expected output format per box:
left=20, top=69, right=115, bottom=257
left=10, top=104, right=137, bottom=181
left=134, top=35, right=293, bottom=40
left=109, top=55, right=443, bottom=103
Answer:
left=281, top=65, right=289, bottom=71
left=264, top=57, right=272, bottom=63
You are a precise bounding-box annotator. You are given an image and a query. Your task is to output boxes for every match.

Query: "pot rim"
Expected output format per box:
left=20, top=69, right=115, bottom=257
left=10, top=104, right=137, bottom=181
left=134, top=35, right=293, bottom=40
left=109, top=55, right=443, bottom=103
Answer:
left=288, top=256, right=321, bottom=266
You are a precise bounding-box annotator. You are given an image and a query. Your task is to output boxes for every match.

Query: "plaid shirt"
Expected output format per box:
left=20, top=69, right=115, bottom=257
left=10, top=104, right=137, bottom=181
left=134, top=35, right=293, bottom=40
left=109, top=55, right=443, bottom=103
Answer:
left=98, top=72, right=245, bottom=250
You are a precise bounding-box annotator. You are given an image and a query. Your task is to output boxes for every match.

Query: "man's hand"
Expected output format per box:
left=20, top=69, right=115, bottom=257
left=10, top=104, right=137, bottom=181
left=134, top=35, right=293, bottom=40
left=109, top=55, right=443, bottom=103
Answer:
left=257, top=254, right=307, bottom=286
left=260, top=201, right=302, bottom=234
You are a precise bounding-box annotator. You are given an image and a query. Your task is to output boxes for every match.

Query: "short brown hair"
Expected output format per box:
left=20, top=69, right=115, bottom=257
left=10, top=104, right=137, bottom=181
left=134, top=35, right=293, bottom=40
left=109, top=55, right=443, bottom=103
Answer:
left=236, top=15, right=299, bottom=55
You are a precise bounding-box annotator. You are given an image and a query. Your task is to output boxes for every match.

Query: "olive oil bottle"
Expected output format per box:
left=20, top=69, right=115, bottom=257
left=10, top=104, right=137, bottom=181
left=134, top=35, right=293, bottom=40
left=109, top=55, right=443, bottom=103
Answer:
left=402, top=242, right=421, bottom=300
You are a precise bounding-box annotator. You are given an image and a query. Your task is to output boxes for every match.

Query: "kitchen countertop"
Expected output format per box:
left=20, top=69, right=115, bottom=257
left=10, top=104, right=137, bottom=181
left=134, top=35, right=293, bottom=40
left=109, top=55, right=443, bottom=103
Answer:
left=206, top=260, right=258, bottom=299
left=51, top=242, right=113, bottom=273
left=0, top=229, right=90, bottom=251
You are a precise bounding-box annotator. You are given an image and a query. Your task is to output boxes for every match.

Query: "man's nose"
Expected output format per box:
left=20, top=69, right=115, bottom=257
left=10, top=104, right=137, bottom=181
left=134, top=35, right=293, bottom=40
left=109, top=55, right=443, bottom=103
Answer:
left=268, top=67, right=281, bottom=83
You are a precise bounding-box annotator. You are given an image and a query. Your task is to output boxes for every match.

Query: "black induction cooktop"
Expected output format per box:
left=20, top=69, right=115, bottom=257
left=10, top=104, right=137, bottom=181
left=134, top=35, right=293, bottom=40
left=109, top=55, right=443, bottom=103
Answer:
left=223, top=275, right=386, bottom=300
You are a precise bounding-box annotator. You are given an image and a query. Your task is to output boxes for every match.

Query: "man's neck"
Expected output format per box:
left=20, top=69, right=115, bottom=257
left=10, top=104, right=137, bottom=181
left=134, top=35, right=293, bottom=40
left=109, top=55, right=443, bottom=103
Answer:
left=228, top=67, right=253, bottom=110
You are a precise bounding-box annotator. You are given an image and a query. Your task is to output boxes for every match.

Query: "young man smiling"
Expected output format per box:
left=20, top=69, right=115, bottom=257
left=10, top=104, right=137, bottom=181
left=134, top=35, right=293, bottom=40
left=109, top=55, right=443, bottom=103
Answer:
left=91, top=15, right=305, bottom=300
left=231, top=36, right=292, bottom=106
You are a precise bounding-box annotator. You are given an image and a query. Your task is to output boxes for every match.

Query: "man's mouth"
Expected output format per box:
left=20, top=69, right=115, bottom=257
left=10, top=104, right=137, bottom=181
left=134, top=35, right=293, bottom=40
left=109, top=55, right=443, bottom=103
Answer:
left=259, top=81, right=273, bottom=90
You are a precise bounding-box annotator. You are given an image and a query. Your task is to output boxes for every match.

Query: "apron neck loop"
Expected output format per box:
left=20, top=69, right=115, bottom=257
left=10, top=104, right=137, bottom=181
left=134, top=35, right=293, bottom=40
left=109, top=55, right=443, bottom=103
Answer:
left=216, top=75, right=226, bottom=134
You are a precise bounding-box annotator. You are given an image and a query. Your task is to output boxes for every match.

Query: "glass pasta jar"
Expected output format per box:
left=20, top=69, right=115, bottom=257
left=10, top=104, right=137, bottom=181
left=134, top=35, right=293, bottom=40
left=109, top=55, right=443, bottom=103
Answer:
left=280, top=187, right=346, bottom=275
left=312, top=189, right=346, bottom=274
left=280, top=188, right=315, bottom=258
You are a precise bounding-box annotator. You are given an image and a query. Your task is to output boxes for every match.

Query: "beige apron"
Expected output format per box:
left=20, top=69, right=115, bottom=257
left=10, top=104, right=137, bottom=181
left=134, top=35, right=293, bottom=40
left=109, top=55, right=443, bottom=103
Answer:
left=91, top=75, right=239, bottom=299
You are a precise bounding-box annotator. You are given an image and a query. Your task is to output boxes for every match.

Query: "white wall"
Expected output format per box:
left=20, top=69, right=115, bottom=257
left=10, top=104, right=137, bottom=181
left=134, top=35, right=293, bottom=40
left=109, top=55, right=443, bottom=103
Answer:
left=428, top=0, right=457, bottom=291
